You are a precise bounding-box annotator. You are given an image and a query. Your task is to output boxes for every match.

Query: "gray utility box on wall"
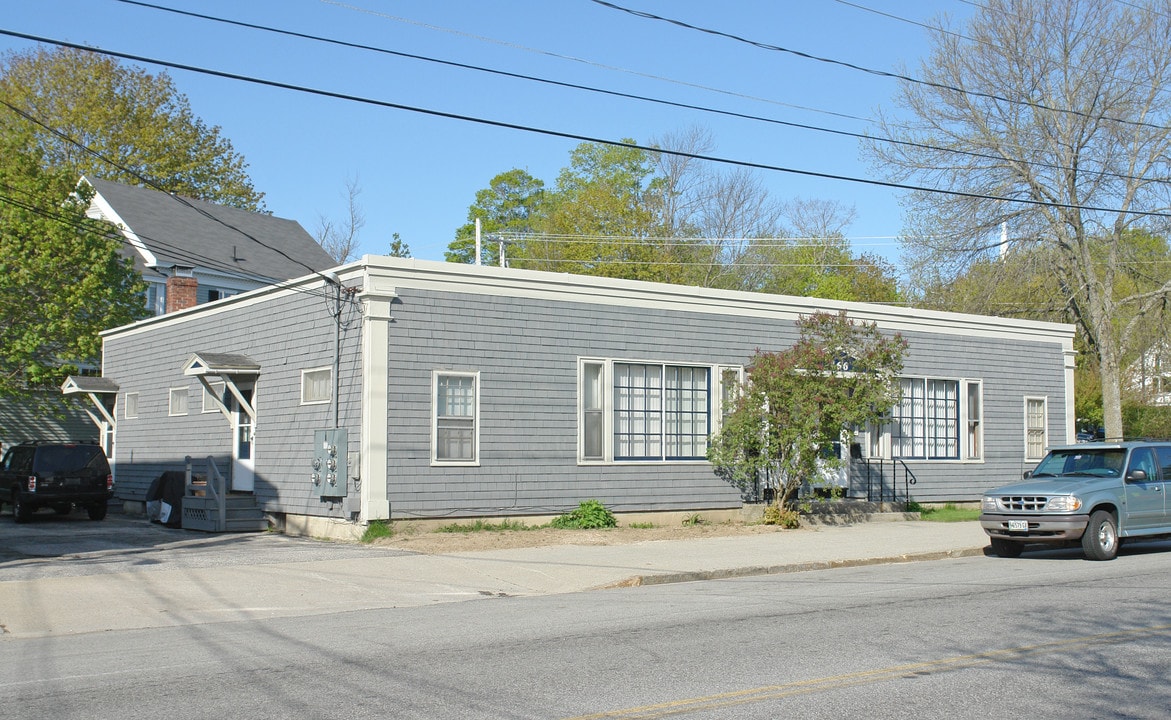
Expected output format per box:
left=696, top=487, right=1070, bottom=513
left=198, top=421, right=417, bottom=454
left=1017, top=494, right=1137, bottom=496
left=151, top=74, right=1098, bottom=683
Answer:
left=312, top=428, right=348, bottom=499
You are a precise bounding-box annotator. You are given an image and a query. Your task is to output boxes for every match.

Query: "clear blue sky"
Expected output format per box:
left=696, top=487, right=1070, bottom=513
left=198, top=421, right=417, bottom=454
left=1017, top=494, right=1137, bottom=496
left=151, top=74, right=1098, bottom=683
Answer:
left=2, top=0, right=975, bottom=269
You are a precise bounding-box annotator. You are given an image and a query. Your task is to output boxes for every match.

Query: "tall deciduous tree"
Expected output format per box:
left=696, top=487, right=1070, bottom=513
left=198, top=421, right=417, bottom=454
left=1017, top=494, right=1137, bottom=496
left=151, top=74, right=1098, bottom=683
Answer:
left=314, top=176, right=365, bottom=263
left=0, top=128, right=146, bottom=397
left=446, top=168, right=545, bottom=266
left=867, top=0, right=1171, bottom=439
left=450, top=133, right=899, bottom=300
left=0, top=46, right=263, bottom=210
left=708, top=311, right=907, bottom=514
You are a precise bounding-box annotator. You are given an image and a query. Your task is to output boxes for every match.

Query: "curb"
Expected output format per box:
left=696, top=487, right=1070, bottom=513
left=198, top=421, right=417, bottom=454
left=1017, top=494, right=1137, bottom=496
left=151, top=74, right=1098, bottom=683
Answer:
left=596, top=546, right=988, bottom=589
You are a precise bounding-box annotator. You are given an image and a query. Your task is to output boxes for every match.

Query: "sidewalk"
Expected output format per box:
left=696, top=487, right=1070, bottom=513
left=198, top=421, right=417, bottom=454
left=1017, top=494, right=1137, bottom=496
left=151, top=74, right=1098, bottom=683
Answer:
left=0, top=520, right=988, bottom=639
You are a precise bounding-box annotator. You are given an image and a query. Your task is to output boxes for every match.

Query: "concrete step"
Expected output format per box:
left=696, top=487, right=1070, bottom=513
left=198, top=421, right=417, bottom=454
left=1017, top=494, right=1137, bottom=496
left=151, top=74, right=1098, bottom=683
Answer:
left=801, top=500, right=920, bottom=526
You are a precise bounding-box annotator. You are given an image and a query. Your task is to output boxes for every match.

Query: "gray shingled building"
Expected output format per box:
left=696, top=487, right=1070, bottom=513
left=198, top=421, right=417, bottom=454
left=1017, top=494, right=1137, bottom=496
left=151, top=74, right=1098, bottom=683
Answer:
left=80, top=256, right=1076, bottom=537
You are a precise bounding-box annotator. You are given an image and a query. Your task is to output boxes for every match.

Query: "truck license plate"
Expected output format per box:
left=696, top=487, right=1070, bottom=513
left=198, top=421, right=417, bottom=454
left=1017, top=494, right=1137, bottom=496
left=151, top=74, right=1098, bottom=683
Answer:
left=1008, top=520, right=1029, bottom=532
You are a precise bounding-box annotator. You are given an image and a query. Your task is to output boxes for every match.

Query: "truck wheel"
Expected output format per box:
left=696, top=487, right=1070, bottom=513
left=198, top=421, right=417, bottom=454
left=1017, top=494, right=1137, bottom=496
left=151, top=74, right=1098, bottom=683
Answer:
left=87, top=503, right=108, bottom=521
left=13, top=491, right=32, bottom=524
left=990, top=538, right=1023, bottom=558
left=1082, top=510, right=1118, bottom=561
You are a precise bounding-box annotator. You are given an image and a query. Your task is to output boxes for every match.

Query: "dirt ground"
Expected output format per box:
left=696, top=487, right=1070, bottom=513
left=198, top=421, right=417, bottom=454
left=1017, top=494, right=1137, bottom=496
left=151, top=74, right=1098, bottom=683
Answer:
left=371, top=520, right=797, bottom=553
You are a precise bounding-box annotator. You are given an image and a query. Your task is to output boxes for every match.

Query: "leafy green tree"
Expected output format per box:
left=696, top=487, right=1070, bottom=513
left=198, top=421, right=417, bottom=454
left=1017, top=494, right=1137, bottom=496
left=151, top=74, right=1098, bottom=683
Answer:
left=708, top=312, right=907, bottom=513
left=446, top=168, right=545, bottom=266
left=0, top=127, right=147, bottom=398
left=0, top=46, right=263, bottom=210
left=516, top=141, right=667, bottom=279
left=388, top=232, right=412, bottom=258
left=449, top=136, right=901, bottom=296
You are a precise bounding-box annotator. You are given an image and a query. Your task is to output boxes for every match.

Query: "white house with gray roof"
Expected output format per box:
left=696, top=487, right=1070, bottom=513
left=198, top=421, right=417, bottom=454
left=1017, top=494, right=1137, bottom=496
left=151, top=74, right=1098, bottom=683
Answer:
left=78, top=256, right=1077, bottom=536
left=82, top=176, right=335, bottom=314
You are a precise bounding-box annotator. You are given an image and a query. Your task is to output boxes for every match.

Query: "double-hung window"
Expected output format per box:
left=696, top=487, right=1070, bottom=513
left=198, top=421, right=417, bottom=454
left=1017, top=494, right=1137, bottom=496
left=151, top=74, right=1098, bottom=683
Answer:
left=581, top=359, right=736, bottom=463
left=432, top=371, right=479, bottom=465
left=1025, top=397, right=1047, bottom=460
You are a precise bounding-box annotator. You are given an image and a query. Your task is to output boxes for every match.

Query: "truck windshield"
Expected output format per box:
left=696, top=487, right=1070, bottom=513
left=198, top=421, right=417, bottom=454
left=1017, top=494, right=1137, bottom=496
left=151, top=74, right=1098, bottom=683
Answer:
left=1032, top=448, right=1125, bottom=478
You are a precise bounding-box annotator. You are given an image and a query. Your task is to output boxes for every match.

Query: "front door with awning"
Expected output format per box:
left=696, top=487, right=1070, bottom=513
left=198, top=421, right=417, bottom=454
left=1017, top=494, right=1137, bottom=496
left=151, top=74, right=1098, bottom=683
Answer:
left=182, top=352, right=260, bottom=493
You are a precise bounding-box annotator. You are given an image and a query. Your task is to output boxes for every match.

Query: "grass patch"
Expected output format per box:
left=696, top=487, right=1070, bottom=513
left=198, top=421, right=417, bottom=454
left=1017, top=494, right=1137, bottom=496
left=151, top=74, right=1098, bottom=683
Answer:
left=918, top=503, right=981, bottom=522
left=360, top=520, right=394, bottom=543
left=434, top=519, right=535, bottom=534
left=627, top=522, right=656, bottom=529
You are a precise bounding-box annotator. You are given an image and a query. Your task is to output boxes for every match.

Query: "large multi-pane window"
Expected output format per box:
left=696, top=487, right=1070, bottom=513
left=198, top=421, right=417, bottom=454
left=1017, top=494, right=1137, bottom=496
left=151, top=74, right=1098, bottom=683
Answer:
left=890, top=378, right=981, bottom=460
left=432, top=371, right=479, bottom=464
left=582, top=359, right=732, bottom=462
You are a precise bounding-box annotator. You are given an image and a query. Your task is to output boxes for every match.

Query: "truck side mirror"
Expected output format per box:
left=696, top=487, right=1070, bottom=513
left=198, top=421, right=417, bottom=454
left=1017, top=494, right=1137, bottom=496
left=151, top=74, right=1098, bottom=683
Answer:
left=1126, top=469, right=1148, bottom=483
left=1023, top=470, right=1032, bottom=479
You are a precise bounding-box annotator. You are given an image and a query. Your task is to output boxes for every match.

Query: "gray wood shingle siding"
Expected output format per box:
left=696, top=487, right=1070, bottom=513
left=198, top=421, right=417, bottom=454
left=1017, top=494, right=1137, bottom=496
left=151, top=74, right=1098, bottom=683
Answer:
left=98, top=257, right=1075, bottom=523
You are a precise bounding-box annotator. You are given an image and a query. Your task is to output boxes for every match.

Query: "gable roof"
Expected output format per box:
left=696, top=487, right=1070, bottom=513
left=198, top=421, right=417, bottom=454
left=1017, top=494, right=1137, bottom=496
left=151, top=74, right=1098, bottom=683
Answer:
left=82, top=176, right=336, bottom=283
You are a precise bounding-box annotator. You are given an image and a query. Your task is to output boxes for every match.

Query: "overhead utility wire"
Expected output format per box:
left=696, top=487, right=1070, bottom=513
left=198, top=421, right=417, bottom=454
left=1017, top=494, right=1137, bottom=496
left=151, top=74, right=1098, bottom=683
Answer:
left=0, top=96, right=341, bottom=294
left=4, top=29, right=1168, bottom=222
left=590, top=0, right=1171, bottom=133
left=119, top=0, right=1148, bottom=187
left=316, top=0, right=869, bottom=125
left=847, top=0, right=1171, bottom=99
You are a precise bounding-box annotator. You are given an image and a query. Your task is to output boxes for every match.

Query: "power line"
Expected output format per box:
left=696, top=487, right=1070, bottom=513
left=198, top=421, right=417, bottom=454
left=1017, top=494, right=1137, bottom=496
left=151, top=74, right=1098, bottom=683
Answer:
left=115, top=0, right=1153, bottom=188
left=2, top=28, right=1168, bottom=222
left=590, top=0, right=1171, bottom=133
left=317, top=0, right=871, bottom=125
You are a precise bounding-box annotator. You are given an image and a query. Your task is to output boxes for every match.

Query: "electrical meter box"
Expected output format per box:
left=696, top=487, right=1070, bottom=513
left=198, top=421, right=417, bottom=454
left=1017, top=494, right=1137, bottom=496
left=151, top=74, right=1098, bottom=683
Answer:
left=312, top=428, right=348, bottom=499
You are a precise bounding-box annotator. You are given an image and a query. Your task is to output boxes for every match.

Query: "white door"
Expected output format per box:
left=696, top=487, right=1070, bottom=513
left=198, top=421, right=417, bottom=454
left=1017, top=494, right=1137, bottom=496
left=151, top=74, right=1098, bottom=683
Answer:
left=231, top=385, right=255, bottom=492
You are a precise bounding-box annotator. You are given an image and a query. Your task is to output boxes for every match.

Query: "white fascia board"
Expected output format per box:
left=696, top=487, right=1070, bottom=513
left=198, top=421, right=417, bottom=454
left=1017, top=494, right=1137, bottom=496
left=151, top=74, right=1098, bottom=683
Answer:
left=361, top=256, right=1076, bottom=346
left=85, top=184, right=158, bottom=267
left=101, top=256, right=1075, bottom=350
left=100, top=269, right=353, bottom=339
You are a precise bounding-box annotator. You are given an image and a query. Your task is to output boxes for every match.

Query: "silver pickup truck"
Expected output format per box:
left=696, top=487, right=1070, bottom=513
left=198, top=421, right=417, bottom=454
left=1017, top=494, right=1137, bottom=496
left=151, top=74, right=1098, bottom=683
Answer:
left=980, top=441, right=1171, bottom=560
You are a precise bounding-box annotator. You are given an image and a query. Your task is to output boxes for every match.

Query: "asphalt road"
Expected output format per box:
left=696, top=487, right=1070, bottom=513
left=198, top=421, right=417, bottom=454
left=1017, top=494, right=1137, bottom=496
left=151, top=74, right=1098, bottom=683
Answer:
left=0, top=508, right=403, bottom=580
left=4, top=523, right=1170, bottom=719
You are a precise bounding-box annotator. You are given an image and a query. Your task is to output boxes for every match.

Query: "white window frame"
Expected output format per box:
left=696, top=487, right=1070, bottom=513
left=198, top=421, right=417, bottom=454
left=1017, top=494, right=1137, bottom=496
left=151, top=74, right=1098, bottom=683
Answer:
left=168, top=387, right=189, bottom=417
left=202, top=381, right=226, bottom=413
left=1025, top=396, right=1048, bottom=460
left=431, top=370, right=480, bottom=466
left=124, top=392, right=139, bottom=419
left=874, top=376, right=983, bottom=462
left=300, top=367, right=332, bottom=405
left=578, top=358, right=736, bottom=464
left=965, top=380, right=983, bottom=461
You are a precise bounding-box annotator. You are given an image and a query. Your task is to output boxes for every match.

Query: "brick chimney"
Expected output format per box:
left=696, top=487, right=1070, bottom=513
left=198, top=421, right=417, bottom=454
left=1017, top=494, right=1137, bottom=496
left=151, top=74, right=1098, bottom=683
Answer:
left=165, top=266, right=198, bottom=313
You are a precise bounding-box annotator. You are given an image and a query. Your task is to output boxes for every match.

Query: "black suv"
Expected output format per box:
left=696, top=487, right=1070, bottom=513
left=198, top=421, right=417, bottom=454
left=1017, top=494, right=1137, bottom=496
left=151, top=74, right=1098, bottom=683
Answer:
left=0, top=443, right=114, bottom=523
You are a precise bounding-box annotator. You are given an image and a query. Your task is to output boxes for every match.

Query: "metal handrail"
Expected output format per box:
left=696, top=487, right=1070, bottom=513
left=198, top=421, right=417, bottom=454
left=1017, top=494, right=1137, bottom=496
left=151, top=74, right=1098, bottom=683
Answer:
left=858, top=457, right=918, bottom=504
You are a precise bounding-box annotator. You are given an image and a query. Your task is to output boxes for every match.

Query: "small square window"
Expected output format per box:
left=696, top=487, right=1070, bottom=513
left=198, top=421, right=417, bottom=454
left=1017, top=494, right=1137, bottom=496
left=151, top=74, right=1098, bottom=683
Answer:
left=169, top=387, right=189, bottom=416
left=202, top=382, right=225, bottom=413
left=124, top=392, right=139, bottom=419
left=301, top=368, right=332, bottom=405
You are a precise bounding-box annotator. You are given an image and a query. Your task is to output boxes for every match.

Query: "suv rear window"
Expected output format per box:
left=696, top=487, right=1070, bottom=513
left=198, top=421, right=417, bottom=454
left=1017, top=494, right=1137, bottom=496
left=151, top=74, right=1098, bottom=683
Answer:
left=35, top=445, right=108, bottom=475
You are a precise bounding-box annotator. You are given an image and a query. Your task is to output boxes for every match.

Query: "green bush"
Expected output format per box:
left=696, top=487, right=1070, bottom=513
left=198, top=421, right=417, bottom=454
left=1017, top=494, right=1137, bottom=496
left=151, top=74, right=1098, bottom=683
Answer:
left=762, top=504, right=800, bottom=529
left=551, top=499, right=617, bottom=529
